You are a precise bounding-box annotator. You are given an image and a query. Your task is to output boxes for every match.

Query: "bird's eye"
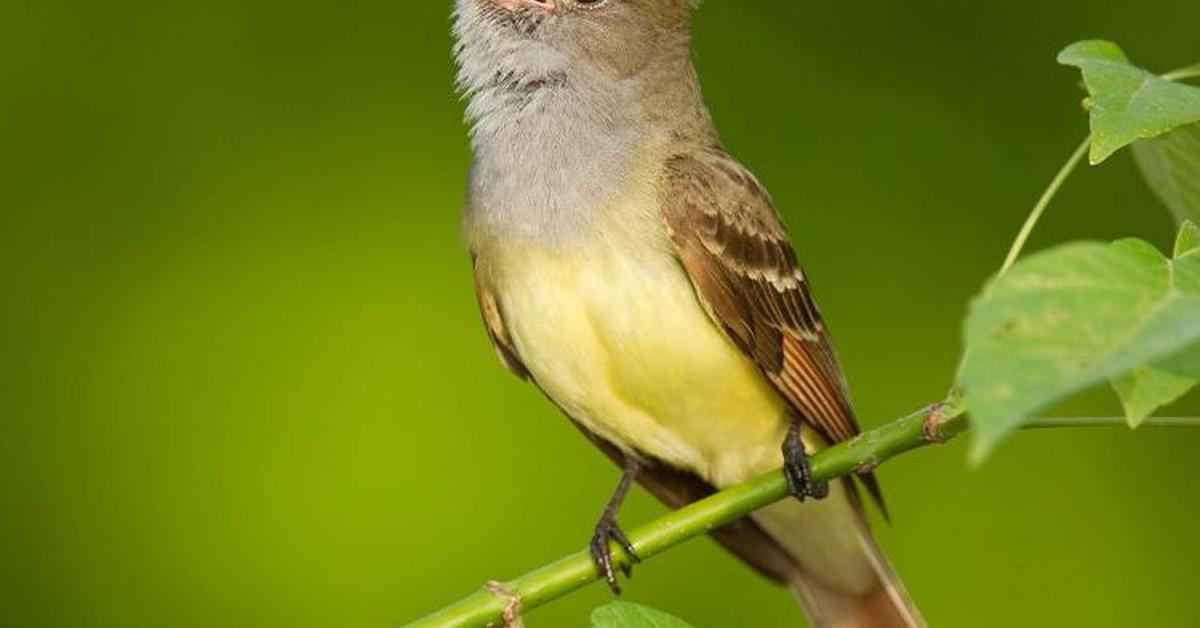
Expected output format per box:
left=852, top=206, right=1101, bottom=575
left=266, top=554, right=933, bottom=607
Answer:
left=573, top=0, right=613, bottom=8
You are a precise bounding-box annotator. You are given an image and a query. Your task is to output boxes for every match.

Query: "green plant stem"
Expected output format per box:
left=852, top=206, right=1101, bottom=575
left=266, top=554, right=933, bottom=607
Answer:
left=405, top=402, right=964, bottom=628
left=999, top=137, right=1091, bottom=275
left=1027, top=416, right=1200, bottom=429
left=1163, top=64, right=1200, bottom=82
left=405, top=405, right=1199, bottom=628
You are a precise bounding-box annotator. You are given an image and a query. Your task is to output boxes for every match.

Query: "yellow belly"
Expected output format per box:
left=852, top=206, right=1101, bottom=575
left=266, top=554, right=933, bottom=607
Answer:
left=482, top=234, right=795, bottom=487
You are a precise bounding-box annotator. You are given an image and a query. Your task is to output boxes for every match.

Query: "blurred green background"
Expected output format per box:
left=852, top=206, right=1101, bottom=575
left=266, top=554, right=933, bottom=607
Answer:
left=2, top=1, right=1199, bottom=626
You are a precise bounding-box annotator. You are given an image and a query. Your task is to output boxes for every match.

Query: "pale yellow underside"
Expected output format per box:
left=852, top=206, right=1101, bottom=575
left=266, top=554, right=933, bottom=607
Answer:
left=474, top=190, right=877, bottom=594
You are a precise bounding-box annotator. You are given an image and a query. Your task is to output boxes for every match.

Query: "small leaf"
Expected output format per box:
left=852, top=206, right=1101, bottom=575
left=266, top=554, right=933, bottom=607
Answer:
left=1112, top=341, right=1200, bottom=426
left=591, top=602, right=695, bottom=628
left=1133, top=125, right=1200, bottom=226
left=1058, top=40, right=1200, bottom=164
left=961, top=228, right=1200, bottom=462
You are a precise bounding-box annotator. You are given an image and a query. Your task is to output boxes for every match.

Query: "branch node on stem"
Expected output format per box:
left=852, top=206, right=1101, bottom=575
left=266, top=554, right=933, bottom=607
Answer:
left=484, top=581, right=524, bottom=628
left=856, top=459, right=879, bottom=474
left=922, top=404, right=953, bottom=444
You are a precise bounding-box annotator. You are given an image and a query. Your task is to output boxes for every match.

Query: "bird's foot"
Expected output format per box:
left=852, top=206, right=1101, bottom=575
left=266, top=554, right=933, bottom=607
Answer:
left=783, top=422, right=829, bottom=501
left=589, top=513, right=640, bottom=595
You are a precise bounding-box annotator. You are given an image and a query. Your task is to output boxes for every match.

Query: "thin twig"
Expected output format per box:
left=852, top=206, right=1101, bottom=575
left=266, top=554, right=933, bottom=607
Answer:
left=1026, top=416, right=1200, bottom=429
left=403, top=407, right=1197, bottom=628
left=999, top=137, right=1091, bottom=275
left=1163, top=64, right=1200, bottom=82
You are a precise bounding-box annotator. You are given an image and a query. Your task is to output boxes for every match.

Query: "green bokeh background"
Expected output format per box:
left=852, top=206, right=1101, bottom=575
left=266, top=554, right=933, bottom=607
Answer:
left=3, top=1, right=1199, bottom=626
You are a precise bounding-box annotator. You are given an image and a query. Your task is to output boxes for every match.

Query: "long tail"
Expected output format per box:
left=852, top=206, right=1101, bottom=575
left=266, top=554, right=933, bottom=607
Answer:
left=750, top=479, right=925, bottom=628
left=786, top=529, right=924, bottom=628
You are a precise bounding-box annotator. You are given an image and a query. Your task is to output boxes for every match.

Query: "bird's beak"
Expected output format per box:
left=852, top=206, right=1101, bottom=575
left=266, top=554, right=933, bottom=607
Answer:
left=489, top=0, right=558, bottom=15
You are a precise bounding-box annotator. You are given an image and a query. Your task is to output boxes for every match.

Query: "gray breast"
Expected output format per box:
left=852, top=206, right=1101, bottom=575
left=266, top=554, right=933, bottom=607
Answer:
left=459, top=56, right=646, bottom=246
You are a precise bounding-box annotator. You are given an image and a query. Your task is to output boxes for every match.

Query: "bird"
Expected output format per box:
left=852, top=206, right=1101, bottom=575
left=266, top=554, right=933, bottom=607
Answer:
left=452, top=1, right=924, bottom=626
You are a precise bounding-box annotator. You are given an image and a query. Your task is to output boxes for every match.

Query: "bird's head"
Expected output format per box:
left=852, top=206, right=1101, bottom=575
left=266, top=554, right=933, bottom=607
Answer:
left=452, top=0, right=697, bottom=100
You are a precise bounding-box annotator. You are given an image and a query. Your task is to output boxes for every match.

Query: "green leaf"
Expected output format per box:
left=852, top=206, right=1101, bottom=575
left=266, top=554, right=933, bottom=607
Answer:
left=1111, top=341, right=1200, bottom=426
left=961, top=229, right=1200, bottom=462
left=1133, top=124, right=1200, bottom=225
left=1058, top=40, right=1200, bottom=164
left=590, top=602, right=695, bottom=628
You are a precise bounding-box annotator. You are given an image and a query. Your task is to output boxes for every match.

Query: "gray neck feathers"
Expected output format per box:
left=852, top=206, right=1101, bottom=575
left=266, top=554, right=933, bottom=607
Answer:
left=453, top=3, right=714, bottom=246
left=462, top=60, right=642, bottom=244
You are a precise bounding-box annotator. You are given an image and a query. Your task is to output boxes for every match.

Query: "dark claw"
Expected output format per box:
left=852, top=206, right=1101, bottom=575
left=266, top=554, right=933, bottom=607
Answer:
left=609, top=525, right=640, bottom=578
left=609, top=524, right=639, bottom=562
left=783, top=422, right=830, bottom=501
left=590, top=515, right=640, bottom=594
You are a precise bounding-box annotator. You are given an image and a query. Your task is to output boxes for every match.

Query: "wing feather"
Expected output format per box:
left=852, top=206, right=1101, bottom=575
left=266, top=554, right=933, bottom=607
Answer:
left=472, top=257, right=530, bottom=379
left=658, top=147, right=884, bottom=510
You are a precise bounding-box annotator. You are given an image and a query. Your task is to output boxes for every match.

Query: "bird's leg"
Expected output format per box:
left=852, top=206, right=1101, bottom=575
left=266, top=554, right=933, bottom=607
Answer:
left=589, top=456, right=642, bottom=595
left=783, top=421, right=829, bottom=501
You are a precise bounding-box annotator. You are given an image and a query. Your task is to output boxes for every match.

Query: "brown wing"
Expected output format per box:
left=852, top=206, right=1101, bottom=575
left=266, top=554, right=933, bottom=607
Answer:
left=658, top=147, right=885, bottom=511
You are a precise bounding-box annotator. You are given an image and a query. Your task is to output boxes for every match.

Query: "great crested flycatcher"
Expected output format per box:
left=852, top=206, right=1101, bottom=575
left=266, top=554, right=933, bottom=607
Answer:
left=453, top=1, right=924, bottom=625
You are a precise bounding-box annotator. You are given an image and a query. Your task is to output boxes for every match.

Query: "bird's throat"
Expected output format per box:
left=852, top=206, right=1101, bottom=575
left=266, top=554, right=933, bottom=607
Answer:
left=465, top=73, right=650, bottom=246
